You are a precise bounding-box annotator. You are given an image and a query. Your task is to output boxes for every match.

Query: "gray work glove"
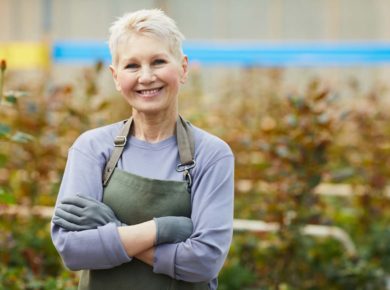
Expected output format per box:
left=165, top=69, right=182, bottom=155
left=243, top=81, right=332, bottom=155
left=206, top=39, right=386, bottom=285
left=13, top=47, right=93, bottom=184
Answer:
left=153, top=216, right=193, bottom=245
left=53, top=194, right=123, bottom=231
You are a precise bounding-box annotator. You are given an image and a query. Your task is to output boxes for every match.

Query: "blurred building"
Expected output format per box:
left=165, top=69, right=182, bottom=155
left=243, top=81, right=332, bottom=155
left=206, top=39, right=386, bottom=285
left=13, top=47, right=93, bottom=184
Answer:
left=1, top=0, right=390, bottom=96
left=1, top=0, right=389, bottom=42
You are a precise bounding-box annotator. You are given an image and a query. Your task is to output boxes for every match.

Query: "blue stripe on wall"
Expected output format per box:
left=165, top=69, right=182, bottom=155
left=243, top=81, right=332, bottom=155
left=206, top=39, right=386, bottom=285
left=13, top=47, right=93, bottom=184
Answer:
left=52, top=41, right=390, bottom=66
left=53, top=41, right=110, bottom=64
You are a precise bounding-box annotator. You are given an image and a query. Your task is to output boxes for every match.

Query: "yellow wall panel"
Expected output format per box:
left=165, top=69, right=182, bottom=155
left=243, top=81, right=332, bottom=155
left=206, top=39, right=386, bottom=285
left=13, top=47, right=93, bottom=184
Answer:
left=0, top=42, right=50, bottom=70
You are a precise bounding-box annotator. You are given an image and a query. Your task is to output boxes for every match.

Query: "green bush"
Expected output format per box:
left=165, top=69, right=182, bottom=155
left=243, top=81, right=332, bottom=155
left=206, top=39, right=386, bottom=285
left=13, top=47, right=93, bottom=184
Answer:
left=1, top=62, right=389, bottom=289
left=0, top=216, right=78, bottom=290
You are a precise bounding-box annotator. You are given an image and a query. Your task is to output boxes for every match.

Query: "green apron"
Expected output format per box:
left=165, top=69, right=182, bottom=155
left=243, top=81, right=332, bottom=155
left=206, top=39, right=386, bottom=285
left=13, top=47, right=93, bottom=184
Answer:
left=78, top=116, right=209, bottom=290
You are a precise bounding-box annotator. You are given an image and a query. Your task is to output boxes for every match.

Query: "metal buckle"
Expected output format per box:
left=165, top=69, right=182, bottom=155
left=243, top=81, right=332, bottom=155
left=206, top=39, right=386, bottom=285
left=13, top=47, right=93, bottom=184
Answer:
left=114, top=136, right=127, bottom=147
left=176, top=160, right=196, bottom=172
left=184, top=170, right=192, bottom=189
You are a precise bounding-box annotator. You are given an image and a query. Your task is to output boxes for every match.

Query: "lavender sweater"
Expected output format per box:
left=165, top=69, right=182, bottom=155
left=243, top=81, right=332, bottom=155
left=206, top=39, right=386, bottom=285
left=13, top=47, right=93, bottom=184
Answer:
left=51, top=121, right=234, bottom=289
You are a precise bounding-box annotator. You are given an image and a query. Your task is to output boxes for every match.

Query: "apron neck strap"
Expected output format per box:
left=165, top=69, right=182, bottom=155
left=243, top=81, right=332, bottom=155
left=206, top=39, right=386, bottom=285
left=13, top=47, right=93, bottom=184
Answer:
left=103, top=116, right=133, bottom=186
left=103, top=115, right=195, bottom=187
left=175, top=116, right=196, bottom=192
left=176, top=115, right=195, bottom=166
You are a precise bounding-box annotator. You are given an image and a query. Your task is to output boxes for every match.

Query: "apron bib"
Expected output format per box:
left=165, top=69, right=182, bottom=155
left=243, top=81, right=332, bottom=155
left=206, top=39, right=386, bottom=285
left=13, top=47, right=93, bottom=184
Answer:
left=78, top=116, right=209, bottom=290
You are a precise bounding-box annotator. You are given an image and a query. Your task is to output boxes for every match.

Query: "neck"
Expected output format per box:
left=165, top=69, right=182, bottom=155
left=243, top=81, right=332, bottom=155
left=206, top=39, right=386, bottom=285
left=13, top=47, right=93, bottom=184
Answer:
left=131, top=111, right=178, bottom=143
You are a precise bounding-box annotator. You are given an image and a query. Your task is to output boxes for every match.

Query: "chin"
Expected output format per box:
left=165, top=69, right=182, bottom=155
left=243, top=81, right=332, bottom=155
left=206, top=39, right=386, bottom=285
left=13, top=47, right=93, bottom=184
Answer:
left=133, top=105, right=171, bottom=116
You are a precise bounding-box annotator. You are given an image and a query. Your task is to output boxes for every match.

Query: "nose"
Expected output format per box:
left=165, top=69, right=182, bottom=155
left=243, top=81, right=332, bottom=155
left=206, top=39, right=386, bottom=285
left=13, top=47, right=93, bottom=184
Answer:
left=138, top=67, right=156, bottom=84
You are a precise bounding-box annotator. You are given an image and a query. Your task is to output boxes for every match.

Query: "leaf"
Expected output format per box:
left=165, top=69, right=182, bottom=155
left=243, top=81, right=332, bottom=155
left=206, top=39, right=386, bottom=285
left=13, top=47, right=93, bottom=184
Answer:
left=0, top=154, right=7, bottom=167
left=95, top=100, right=110, bottom=111
left=285, top=114, right=298, bottom=127
left=260, top=116, right=276, bottom=131
left=308, top=174, right=322, bottom=189
left=275, top=145, right=290, bottom=158
left=313, top=90, right=329, bottom=101
left=317, top=113, right=330, bottom=125
left=10, top=131, right=34, bottom=143
left=5, top=95, right=17, bottom=104
left=0, top=188, right=16, bottom=204
left=219, top=263, right=256, bottom=290
left=339, top=110, right=351, bottom=121
left=330, top=167, right=356, bottom=182
left=257, top=141, right=271, bottom=152
left=4, top=90, right=28, bottom=98
left=288, top=95, right=310, bottom=113
left=0, top=123, right=11, bottom=137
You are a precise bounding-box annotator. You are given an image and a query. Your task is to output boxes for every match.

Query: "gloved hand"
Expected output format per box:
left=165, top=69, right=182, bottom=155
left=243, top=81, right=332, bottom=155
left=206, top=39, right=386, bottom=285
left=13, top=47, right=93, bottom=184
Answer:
left=52, top=194, right=123, bottom=231
left=153, top=216, right=193, bottom=245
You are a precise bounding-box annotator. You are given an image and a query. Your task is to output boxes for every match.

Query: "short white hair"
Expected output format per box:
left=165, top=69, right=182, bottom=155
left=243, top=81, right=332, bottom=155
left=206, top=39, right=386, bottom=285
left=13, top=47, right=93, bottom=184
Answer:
left=108, top=9, right=185, bottom=65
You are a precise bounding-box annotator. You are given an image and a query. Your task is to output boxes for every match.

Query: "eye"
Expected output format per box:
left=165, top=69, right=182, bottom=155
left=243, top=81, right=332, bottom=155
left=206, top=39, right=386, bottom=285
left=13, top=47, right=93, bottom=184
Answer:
left=125, top=63, right=139, bottom=70
left=153, top=59, right=166, bottom=66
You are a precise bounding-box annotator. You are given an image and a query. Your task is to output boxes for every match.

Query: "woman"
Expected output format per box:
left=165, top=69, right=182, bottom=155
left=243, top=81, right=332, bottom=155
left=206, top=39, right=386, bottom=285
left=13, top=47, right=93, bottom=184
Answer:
left=51, top=9, right=234, bottom=290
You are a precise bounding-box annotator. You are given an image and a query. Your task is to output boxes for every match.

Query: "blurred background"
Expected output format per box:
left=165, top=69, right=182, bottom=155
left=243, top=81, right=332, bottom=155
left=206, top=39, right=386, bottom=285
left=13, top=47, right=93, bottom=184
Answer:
left=1, top=0, right=390, bottom=289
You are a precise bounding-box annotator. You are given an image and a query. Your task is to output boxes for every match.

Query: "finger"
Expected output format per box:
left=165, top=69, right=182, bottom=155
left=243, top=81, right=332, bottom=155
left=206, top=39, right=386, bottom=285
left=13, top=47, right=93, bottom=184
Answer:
left=55, top=207, right=83, bottom=223
left=76, top=194, right=106, bottom=208
left=60, top=196, right=92, bottom=208
left=52, top=216, right=87, bottom=231
left=76, top=193, right=101, bottom=203
left=57, top=204, right=83, bottom=217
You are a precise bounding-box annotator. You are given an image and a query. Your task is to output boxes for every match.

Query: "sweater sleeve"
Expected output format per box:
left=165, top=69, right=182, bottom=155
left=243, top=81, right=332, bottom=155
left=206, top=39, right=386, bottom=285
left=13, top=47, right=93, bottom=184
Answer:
left=50, top=146, right=131, bottom=270
left=153, top=154, right=234, bottom=282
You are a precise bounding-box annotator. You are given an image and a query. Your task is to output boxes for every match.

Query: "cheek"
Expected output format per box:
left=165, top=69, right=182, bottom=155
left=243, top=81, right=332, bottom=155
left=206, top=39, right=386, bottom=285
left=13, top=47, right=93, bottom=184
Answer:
left=117, top=74, right=135, bottom=93
left=163, top=68, right=182, bottom=89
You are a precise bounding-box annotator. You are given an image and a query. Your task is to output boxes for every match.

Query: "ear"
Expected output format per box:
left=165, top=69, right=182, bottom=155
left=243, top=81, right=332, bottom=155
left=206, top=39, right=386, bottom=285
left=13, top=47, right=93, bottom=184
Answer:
left=109, top=64, right=121, bottom=91
left=180, top=55, right=189, bottom=84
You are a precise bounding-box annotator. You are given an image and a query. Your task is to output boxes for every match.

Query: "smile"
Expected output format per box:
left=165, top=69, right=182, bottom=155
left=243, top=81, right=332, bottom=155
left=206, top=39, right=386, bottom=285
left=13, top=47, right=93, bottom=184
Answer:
left=136, top=87, right=163, bottom=97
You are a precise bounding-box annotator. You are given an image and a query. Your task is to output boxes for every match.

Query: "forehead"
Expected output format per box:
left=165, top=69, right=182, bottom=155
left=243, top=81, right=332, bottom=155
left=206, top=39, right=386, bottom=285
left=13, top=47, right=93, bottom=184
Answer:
left=117, top=34, right=174, bottom=61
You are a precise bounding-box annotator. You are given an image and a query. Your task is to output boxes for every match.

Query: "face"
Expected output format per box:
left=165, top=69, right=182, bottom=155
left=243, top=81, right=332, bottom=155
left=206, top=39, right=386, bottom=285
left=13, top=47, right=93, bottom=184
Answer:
left=110, top=34, right=188, bottom=117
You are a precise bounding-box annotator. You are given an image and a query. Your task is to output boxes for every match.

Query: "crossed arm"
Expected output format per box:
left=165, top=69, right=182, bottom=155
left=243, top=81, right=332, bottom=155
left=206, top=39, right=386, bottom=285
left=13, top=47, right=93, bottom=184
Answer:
left=53, top=194, right=192, bottom=262
left=51, top=144, right=234, bottom=282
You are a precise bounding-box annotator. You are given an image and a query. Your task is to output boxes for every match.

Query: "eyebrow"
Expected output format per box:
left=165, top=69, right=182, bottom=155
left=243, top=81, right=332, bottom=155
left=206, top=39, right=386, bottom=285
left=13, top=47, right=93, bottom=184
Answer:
left=152, top=53, right=169, bottom=59
left=122, top=53, right=170, bottom=63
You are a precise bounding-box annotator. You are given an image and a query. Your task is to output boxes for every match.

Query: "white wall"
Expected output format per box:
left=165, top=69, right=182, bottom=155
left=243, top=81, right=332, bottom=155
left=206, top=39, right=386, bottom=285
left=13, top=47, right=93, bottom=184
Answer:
left=1, top=0, right=389, bottom=42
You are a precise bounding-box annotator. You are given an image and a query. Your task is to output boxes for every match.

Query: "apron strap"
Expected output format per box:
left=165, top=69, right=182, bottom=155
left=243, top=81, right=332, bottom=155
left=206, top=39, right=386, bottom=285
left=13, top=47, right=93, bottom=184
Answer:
left=102, top=117, right=133, bottom=186
left=102, top=115, right=196, bottom=190
left=175, top=115, right=196, bottom=192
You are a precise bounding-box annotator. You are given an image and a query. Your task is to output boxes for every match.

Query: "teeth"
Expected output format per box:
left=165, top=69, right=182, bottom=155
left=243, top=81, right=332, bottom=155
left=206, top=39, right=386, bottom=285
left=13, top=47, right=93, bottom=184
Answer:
left=139, top=88, right=159, bottom=95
